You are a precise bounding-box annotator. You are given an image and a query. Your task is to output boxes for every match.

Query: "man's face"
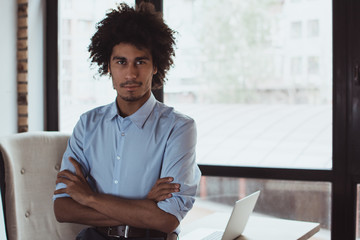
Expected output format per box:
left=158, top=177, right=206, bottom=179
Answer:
left=109, top=43, right=157, bottom=104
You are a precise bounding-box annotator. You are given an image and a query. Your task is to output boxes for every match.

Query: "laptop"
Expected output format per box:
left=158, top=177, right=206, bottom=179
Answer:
left=182, top=191, right=260, bottom=240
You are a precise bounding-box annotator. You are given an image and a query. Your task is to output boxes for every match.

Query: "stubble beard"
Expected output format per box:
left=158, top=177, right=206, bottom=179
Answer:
left=117, top=80, right=144, bottom=102
left=116, top=79, right=152, bottom=103
left=119, top=94, right=144, bottom=102
left=118, top=88, right=150, bottom=103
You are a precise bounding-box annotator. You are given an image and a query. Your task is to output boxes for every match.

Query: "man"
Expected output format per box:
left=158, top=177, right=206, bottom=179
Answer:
left=53, top=2, right=201, bottom=240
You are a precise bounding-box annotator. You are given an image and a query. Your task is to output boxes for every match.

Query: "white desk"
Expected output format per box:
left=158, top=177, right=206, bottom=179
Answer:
left=180, top=212, right=320, bottom=240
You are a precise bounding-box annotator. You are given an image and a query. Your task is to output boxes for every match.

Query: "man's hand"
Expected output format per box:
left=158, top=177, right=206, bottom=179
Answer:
left=54, top=159, right=180, bottom=232
left=147, top=177, right=180, bottom=202
left=54, top=157, right=95, bottom=206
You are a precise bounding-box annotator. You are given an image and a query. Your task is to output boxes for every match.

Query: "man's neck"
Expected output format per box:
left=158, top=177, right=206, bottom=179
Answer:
left=116, top=94, right=150, bottom=117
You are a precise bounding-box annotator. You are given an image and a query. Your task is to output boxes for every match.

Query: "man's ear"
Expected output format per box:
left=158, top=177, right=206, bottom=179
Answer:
left=153, top=66, right=158, bottom=75
left=108, top=63, right=115, bottom=88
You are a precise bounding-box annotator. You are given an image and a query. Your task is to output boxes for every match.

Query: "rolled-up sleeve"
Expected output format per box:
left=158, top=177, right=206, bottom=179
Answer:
left=53, top=115, right=90, bottom=201
left=157, top=117, right=201, bottom=222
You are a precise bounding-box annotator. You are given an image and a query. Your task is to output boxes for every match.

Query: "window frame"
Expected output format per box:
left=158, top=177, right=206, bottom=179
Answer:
left=45, top=0, right=359, bottom=239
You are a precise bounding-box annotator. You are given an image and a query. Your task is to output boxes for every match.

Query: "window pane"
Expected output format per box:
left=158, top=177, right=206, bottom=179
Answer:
left=291, top=21, right=303, bottom=38
left=58, top=0, right=135, bottom=132
left=163, top=0, right=332, bottom=169
left=308, top=19, right=320, bottom=37
left=186, top=176, right=331, bottom=239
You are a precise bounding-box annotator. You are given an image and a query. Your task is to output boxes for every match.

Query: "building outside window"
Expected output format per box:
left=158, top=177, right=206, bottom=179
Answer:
left=58, top=0, right=333, bottom=239
left=290, top=21, right=302, bottom=38
left=291, top=57, right=302, bottom=75
left=308, top=56, right=320, bottom=75
left=308, top=19, right=320, bottom=37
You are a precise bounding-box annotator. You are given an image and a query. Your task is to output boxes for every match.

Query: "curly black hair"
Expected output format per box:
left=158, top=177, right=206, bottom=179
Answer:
left=88, top=2, right=176, bottom=89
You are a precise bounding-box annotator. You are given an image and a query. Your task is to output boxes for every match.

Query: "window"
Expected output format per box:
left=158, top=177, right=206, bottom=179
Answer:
left=163, top=0, right=332, bottom=169
left=49, top=0, right=360, bottom=238
left=61, top=19, right=72, bottom=36
left=58, top=0, right=135, bottom=132
left=63, top=0, right=72, bottom=10
left=199, top=176, right=331, bottom=238
left=61, top=39, right=72, bottom=56
left=162, top=0, right=332, bottom=237
left=308, top=56, right=320, bottom=75
left=291, top=57, right=302, bottom=75
left=308, top=19, right=320, bottom=37
left=291, top=21, right=302, bottom=38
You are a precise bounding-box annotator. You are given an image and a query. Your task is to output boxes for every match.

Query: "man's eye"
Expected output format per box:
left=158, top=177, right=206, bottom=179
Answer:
left=136, top=60, right=145, bottom=65
left=117, top=60, right=126, bottom=65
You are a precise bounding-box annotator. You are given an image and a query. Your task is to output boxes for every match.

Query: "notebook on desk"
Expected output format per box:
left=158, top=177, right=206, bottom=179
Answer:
left=182, top=191, right=260, bottom=240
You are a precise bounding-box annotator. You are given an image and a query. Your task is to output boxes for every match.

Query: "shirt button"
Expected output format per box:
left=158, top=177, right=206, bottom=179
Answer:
left=121, top=132, right=125, bottom=136
left=117, top=156, right=120, bottom=160
left=114, top=180, right=118, bottom=184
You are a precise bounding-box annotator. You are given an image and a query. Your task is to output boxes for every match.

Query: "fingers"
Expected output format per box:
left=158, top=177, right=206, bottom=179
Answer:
left=68, top=157, right=83, bottom=176
left=155, top=177, right=174, bottom=185
left=55, top=159, right=83, bottom=188
left=154, top=178, right=181, bottom=194
left=56, top=176, right=72, bottom=185
left=155, top=186, right=180, bottom=200
left=147, top=177, right=181, bottom=202
left=155, top=177, right=181, bottom=189
left=57, top=169, right=76, bottom=180
left=56, top=157, right=84, bottom=182
left=54, top=157, right=93, bottom=203
left=54, top=188, right=67, bottom=195
left=156, top=183, right=180, bottom=194
left=155, top=194, right=173, bottom=202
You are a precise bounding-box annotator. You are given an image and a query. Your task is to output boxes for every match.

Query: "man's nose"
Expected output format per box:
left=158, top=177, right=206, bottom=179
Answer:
left=125, top=64, right=138, bottom=79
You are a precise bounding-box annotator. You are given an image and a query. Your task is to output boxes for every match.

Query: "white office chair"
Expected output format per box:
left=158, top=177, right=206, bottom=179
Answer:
left=0, top=131, right=86, bottom=240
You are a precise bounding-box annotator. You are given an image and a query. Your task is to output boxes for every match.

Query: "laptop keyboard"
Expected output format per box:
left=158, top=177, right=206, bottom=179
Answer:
left=202, top=231, right=223, bottom=240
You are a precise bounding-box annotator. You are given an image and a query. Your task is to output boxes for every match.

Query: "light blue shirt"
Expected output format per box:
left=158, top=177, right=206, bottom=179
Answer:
left=54, top=94, right=201, bottom=229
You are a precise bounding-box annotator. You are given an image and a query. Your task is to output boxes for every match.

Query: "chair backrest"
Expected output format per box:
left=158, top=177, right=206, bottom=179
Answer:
left=0, top=132, right=86, bottom=240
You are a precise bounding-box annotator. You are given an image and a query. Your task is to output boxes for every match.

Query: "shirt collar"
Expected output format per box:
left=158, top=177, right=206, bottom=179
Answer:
left=129, top=93, right=156, bottom=129
left=109, top=101, right=119, bottom=120
left=108, top=93, right=157, bottom=129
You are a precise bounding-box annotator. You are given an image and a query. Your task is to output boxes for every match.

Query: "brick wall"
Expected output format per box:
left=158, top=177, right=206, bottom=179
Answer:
left=17, top=0, right=28, bottom=132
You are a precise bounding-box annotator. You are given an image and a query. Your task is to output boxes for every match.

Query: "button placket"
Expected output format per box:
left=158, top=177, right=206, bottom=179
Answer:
left=115, top=132, right=124, bottom=186
left=113, top=117, right=130, bottom=193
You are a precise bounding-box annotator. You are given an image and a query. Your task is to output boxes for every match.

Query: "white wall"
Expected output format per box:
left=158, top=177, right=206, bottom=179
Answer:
left=0, top=0, right=46, bottom=238
left=0, top=0, right=17, bottom=137
left=28, top=0, right=45, bottom=131
left=0, top=1, right=16, bottom=238
left=0, top=0, right=45, bottom=138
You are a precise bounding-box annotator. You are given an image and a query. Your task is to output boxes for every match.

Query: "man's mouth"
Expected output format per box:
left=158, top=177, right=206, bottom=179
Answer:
left=120, top=81, right=142, bottom=90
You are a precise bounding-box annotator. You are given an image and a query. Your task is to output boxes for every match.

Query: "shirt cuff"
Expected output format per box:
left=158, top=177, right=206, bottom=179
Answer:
left=53, top=182, right=71, bottom=201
